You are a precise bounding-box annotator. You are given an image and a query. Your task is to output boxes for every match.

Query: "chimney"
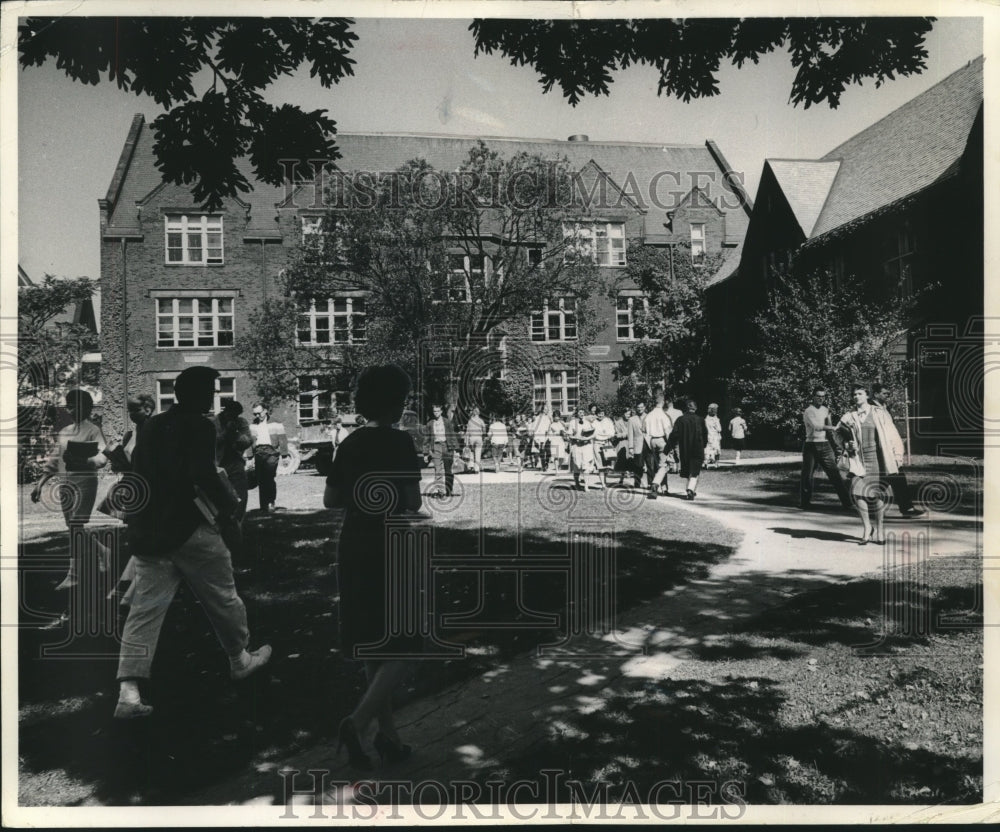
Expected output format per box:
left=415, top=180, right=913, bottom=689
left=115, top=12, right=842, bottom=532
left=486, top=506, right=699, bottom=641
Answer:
left=567, top=134, right=589, bottom=142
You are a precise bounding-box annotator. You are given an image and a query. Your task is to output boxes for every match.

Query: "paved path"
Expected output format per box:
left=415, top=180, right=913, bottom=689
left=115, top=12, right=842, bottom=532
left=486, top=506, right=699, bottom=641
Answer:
left=193, top=468, right=981, bottom=807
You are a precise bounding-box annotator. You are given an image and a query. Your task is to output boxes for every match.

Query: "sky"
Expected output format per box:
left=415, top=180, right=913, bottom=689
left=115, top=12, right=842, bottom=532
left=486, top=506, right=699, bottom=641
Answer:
left=16, top=14, right=985, bottom=287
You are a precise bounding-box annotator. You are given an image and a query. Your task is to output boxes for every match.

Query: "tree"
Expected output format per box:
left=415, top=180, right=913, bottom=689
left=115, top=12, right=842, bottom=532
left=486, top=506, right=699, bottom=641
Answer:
left=726, top=266, right=914, bottom=436
left=239, top=143, right=602, bottom=413
left=20, top=16, right=934, bottom=209
left=471, top=18, right=934, bottom=109
left=614, top=241, right=722, bottom=398
left=19, top=18, right=357, bottom=210
left=17, top=276, right=98, bottom=481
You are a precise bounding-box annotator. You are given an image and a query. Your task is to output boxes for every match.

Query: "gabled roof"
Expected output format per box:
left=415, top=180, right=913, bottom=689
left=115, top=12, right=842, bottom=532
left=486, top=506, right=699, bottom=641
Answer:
left=811, top=56, right=983, bottom=238
left=102, top=121, right=750, bottom=249
left=18, top=265, right=33, bottom=287
left=765, top=160, right=841, bottom=238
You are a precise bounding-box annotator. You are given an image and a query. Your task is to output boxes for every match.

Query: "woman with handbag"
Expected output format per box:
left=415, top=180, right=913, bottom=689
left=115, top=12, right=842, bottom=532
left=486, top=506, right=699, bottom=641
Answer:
left=568, top=407, right=599, bottom=491
left=835, top=384, right=905, bottom=545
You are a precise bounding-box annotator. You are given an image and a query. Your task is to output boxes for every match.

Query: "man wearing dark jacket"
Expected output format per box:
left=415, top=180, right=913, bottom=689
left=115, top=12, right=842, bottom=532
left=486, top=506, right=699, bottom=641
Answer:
left=114, top=367, right=271, bottom=719
left=424, top=403, right=458, bottom=497
left=667, top=400, right=709, bottom=500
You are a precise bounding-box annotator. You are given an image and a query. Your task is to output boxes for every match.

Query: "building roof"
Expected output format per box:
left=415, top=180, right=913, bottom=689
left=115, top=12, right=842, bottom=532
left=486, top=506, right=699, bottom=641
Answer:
left=766, top=160, right=841, bottom=238
left=103, top=120, right=751, bottom=263
left=810, top=56, right=983, bottom=238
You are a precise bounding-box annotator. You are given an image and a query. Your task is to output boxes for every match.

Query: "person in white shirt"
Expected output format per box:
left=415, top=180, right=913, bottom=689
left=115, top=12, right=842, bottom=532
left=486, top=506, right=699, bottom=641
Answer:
left=644, top=390, right=673, bottom=498
left=548, top=412, right=567, bottom=471
left=250, top=404, right=289, bottom=512
left=529, top=405, right=552, bottom=471
left=592, top=406, right=616, bottom=487
left=567, top=407, right=599, bottom=490
left=487, top=415, right=508, bottom=472
left=800, top=387, right=851, bottom=509
left=464, top=406, right=487, bottom=473
left=728, top=408, right=748, bottom=462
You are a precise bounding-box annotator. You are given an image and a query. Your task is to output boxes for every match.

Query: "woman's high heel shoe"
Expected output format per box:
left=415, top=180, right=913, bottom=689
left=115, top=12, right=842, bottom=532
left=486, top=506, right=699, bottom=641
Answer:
left=337, top=717, right=372, bottom=770
left=373, top=732, right=412, bottom=765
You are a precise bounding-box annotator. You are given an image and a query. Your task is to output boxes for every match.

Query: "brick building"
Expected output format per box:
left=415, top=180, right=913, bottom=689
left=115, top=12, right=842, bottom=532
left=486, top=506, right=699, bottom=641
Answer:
left=99, top=120, right=750, bottom=438
left=706, top=57, right=984, bottom=451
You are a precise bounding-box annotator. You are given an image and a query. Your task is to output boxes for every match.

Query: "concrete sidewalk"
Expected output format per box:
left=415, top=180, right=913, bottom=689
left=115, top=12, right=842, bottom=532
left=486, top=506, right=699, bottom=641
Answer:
left=194, top=470, right=981, bottom=807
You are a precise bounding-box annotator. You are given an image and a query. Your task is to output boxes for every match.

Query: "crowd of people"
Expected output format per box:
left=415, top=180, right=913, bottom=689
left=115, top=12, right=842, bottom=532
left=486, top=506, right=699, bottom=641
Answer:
left=420, top=394, right=747, bottom=501
left=24, top=368, right=926, bottom=767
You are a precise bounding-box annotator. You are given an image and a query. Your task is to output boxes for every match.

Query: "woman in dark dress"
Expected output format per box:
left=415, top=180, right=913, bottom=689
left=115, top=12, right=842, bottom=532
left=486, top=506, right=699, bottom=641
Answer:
left=666, top=400, right=708, bottom=500
left=324, top=365, right=423, bottom=768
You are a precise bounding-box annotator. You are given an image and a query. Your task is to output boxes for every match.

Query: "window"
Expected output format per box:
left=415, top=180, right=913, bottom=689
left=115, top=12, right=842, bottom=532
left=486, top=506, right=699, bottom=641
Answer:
left=533, top=369, right=578, bottom=415
left=297, top=297, right=367, bottom=345
left=883, top=221, right=915, bottom=298
left=616, top=294, right=649, bottom=341
left=301, top=215, right=324, bottom=244
left=526, top=246, right=543, bottom=267
left=690, top=223, right=706, bottom=265
left=438, top=253, right=484, bottom=302
left=297, top=376, right=351, bottom=423
left=165, top=215, right=223, bottom=265
left=156, top=376, right=234, bottom=413
left=530, top=297, right=577, bottom=342
left=156, top=297, right=234, bottom=348
left=563, top=221, right=626, bottom=266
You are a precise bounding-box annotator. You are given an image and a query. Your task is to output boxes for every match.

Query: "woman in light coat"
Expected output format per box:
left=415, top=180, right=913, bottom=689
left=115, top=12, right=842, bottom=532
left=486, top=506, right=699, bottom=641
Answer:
left=836, top=384, right=905, bottom=545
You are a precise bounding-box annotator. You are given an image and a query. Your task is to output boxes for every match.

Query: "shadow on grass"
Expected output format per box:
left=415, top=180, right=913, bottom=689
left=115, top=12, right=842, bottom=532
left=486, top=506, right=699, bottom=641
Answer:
left=17, top=502, right=737, bottom=805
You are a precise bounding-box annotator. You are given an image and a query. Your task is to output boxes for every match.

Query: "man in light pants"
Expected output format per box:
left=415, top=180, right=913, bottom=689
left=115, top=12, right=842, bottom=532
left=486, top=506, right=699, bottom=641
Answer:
left=644, top=388, right=674, bottom=499
left=114, top=366, right=271, bottom=718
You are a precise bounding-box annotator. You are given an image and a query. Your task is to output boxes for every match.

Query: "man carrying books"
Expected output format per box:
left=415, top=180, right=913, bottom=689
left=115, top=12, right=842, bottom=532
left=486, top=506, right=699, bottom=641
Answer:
left=114, top=366, right=271, bottom=719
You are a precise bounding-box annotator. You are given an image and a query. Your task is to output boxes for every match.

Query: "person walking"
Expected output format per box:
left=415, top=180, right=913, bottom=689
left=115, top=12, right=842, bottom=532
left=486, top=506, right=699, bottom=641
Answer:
left=106, top=393, right=156, bottom=603
left=626, top=403, right=649, bottom=489
left=488, top=414, right=508, bottom=472
left=530, top=405, right=552, bottom=471
left=871, top=382, right=925, bottom=517
left=644, top=390, right=673, bottom=498
left=548, top=411, right=567, bottom=472
left=464, top=406, right=487, bottom=473
left=31, top=389, right=110, bottom=591
left=214, top=400, right=254, bottom=560
left=424, top=403, right=458, bottom=497
left=567, top=407, right=599, bottom=491
left=800, top=387, right=852, bottom=510
left=613, top=408, right=631, bottom=485
left=836, top=384, right=906, bottom=545
left=592, top=406, right=616, bottom=488
left=665, top=395, right=684, bottom=474
left=704, top=403, right=722, bottom=468
left=667, top=400, right=708, bottom=500
left=325, top=364, right=424, bottom=768
left=114, top=367, right=271, bottom=719
left=729, top=408, right=748, bottom=463
left=249, top=405, right=289, bottom=512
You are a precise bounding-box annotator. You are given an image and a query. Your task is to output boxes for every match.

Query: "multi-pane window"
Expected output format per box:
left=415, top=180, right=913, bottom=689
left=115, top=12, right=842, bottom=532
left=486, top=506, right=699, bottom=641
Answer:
left=297, top=376, right=351, bottom=423
left=439, top=253, right=484, bottom=302
left=165, top=215, right=223, bottom=265
left=883, top=221, right=916, bottom=298
left=533, top=369, right=578, bottom=415
left=616, top=294, right=649, bottom=341
left=297, top=297, right=367, bottom=345
left=563, top=222, right=626, bottom=266
left=690, top=223, right=706, bottom=265
left=156, top=297, right=234, bottom=348
left=156, top=377, right=234, bottom=414
left=530, top=297, right=577, bottom=342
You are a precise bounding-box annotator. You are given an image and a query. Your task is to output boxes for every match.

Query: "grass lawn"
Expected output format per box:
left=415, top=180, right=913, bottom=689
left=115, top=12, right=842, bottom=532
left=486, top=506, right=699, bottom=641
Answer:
left=17, top=477, right=739, bottom=806
left=494, top=552, right=983, bottom=804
